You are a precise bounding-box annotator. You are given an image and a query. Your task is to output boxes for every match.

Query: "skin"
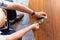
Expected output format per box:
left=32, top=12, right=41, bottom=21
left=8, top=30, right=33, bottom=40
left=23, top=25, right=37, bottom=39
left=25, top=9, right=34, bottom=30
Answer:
left=2, top=1, right=47, bottom=19
left=0, top=10, right=39, bottom=40
left=0, top=1, right=47, bottom=40
left=0, top=8, right=7, bottom=28
left=6, top=23, right=39, bottom=40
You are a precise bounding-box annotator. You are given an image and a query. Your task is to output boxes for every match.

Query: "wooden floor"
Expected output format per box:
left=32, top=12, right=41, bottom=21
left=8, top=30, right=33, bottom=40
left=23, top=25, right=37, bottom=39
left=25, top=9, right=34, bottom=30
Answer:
left=29, top=0, right=60, bottom=40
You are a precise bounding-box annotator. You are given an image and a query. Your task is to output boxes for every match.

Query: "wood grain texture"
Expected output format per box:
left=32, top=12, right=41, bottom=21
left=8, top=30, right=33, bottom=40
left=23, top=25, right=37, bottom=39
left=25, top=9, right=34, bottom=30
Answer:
left=29, top=0, right=60, bottom=40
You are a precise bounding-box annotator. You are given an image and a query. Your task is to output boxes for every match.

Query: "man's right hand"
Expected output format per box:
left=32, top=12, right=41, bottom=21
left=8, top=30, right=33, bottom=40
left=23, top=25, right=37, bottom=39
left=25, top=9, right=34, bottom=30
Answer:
left=30, top=23, right=39, bottom=30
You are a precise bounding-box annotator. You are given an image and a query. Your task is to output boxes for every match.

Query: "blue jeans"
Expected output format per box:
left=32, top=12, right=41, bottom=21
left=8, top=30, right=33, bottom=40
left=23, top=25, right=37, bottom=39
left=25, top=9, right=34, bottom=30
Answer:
left=0, top=29, right=15, bottom=35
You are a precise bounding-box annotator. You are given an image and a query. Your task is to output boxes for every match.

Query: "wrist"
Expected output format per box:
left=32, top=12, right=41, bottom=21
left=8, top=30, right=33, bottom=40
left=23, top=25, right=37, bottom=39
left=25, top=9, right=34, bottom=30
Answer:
left=28, top=25, right=33, bottom=30
left=31, top=11, right=35, bottom=16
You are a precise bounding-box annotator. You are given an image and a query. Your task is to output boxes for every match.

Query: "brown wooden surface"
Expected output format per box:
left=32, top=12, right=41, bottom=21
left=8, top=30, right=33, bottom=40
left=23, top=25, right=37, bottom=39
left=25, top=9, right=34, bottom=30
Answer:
left=29, top=0, right=60, bottom=40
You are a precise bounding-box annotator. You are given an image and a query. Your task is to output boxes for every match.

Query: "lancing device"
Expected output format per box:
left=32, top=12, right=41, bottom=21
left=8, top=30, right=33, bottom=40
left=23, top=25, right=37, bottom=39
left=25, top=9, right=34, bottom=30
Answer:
left=38, top=18, right=44, bottom=24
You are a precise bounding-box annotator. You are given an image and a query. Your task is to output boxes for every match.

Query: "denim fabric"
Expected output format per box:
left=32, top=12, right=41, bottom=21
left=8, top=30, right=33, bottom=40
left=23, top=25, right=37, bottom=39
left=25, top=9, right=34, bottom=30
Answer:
left=0, top=29, right=15, bottom=35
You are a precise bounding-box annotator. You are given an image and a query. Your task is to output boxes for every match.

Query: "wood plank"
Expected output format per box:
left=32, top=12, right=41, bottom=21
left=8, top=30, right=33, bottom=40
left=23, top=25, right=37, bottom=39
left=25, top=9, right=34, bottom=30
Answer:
left=29, top=0, right=60, bottom=40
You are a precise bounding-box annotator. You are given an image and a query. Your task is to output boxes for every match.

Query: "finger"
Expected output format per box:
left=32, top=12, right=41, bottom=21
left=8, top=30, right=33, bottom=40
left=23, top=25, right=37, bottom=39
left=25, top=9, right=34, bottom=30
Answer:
left=35, top=23, right=39, bottom=25
left=41, top=15, right=47, bottom=19
left=40, top=12, right=47, bottom=16
left=36, top=26, right=39, bottom=29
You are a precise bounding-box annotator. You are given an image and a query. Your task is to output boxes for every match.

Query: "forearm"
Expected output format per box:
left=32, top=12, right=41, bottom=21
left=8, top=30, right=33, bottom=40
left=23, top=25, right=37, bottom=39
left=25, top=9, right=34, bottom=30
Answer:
left=6, top=26, right=33, bottom=40
left=7, top=3, right=33, bottom=15
left=0, top=0, right=33, bottom=15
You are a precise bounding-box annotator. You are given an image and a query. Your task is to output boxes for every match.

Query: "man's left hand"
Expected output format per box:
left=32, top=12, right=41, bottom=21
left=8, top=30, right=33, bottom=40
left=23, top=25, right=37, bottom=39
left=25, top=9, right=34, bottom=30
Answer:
left=34, top=12, right=47, bottom=19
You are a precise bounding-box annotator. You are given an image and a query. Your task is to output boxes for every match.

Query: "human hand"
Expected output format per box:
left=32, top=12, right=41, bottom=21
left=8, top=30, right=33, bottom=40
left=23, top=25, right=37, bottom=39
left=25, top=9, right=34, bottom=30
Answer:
left=35, top=12, right=47, bottom=19
left=30, top=23, right=39, bottom=30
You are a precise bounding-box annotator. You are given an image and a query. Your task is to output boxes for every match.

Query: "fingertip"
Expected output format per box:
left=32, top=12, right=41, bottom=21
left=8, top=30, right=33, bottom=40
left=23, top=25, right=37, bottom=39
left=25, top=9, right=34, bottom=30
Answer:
left=36, top=23, right=39, bottom=24
left=45, top=16, right=47, bottom=19
left=36, top=26, right=39, bottom=29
